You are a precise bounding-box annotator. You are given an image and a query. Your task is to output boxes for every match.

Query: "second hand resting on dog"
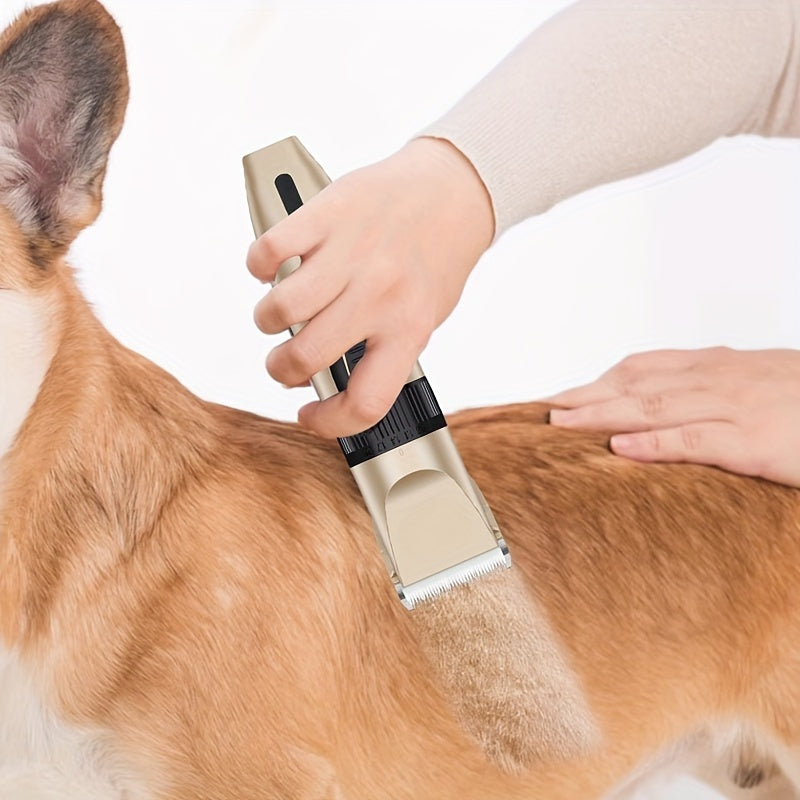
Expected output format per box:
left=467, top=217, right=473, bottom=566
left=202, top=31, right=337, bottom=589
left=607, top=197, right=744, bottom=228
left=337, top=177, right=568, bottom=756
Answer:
left=246, top=0, right=800, bottom=487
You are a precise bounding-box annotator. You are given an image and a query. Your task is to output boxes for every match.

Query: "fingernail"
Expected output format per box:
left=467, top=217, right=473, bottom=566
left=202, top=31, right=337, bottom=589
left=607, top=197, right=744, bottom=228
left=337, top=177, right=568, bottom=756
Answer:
left=610, top=434, right=634, bottom=452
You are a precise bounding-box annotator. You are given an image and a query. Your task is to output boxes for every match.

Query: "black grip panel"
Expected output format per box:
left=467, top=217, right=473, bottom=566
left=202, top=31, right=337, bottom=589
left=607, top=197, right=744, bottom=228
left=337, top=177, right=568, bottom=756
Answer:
left=329, top=340, right=367, bottom=392
left=338, top=376, right=447, bottom=467
left=275, top=173, right=303, bottom=215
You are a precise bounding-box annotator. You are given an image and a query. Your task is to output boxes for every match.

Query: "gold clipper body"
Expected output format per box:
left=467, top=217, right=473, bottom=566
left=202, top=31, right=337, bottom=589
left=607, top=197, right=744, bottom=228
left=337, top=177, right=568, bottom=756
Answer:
left=243, top=136, right=511, bottom=609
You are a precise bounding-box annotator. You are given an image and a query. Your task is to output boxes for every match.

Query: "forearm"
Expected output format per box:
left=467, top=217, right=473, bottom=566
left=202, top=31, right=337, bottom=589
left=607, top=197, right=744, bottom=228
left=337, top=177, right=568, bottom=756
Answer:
left=419, top=0, right=800, bottom=239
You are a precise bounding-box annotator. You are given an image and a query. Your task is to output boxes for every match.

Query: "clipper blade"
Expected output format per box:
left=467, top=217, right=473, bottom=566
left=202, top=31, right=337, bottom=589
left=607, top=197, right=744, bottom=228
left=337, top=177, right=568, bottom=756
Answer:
left=400, top=544, right=511, bottom=610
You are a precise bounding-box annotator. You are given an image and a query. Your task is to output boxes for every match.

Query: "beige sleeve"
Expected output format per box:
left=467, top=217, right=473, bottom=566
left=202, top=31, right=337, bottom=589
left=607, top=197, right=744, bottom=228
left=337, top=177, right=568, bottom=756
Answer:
left=418, top=0, right=800, bottom=240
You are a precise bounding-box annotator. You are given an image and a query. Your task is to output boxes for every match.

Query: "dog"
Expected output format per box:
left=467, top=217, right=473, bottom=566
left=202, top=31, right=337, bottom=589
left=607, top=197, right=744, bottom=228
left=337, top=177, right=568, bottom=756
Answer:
left=2, top=1, right=800, bottom=798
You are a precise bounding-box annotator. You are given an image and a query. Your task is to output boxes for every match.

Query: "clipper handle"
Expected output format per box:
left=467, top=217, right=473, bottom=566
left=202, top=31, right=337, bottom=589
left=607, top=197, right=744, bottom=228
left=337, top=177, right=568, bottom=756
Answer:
left=242, top=137, right=445, bottom=464
left=243, top=137, right=338, bottom=399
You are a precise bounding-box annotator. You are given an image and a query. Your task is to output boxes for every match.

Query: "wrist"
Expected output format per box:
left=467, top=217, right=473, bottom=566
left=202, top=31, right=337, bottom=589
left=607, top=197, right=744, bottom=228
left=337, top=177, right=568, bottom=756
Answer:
left=396, top=137, right=495, bottom=254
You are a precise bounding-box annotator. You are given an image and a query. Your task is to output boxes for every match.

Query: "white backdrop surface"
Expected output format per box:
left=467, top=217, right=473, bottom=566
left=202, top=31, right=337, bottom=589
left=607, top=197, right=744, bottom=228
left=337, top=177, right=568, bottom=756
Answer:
left=4, top=0, right=792, bottom=422
left=3, top=1, right=799, bottom=797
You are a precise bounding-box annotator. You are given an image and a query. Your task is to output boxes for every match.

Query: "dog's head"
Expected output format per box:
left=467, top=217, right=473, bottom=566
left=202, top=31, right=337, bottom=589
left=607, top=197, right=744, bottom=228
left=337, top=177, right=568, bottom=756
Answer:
left=0, top=0, right=127, bottom=287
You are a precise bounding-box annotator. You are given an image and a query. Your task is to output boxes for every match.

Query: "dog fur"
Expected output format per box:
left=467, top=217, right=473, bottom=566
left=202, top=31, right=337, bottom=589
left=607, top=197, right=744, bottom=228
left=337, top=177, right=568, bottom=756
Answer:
left=2, top=2, right=800, bottom=798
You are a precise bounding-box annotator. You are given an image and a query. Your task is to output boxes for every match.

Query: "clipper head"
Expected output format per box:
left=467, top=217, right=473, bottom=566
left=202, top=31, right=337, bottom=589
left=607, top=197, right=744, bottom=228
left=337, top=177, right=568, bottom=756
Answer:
left=350, top=427, right=511, bottom=611
left=244, top=136, right=330, bottom=233
left=243, top=136, right=511, bottom=610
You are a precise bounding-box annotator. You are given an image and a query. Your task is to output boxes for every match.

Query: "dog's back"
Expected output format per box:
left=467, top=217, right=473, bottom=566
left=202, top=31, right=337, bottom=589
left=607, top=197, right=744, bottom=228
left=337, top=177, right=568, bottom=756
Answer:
left=1, top=2, right=800, bottom=799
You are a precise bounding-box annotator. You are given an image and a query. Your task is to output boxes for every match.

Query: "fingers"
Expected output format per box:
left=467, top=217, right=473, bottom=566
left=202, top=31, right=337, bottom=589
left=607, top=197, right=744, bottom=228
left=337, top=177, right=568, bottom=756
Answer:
left=609, top=421, right=751, bottom=474
left=253, top=255, right=348, bottom=335
left=549, top=391, right=734, bottom=432
left=543, top=345, right=800, bottom=487
left=544, top=380, right=617, bottom=409
left=265, top=292, right=366, bottom=388
left=546, top=346, right=800, bottom=483
left=246, top=203, right=324, bottom=283
left=297, top=337, right=420, bottom=437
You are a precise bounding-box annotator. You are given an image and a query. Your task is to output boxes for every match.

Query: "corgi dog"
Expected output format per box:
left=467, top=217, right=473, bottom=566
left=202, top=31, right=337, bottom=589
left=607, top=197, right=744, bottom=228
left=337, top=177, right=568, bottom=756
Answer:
left=1, top=1, right=800, bottom=798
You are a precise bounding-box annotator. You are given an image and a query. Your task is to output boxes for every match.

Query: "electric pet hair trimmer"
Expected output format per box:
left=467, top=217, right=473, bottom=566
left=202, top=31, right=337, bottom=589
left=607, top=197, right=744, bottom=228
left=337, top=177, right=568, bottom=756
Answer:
left=243, top=136, right=511, bottom=610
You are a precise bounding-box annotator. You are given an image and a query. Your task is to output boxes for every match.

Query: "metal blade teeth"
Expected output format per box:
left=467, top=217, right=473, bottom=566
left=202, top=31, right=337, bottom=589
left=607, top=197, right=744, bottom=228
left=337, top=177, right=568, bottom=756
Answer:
left=401, top=548, right=509, bottom=610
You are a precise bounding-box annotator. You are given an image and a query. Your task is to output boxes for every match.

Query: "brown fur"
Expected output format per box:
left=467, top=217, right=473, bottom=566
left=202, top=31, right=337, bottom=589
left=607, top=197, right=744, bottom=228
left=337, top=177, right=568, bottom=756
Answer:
left=2, top=1, right=800, bottom=798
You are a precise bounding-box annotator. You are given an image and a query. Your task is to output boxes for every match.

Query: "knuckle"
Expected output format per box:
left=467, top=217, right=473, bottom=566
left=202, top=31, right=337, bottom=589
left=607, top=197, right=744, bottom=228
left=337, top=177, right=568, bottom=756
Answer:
left=253, top=295, right=275, bottom=333
left=399, top=319, right=430, bottom=355
left=617, top=353, right=642, bottom=372
left=253, top=303, right=270, bottom=334
left=245, top=245, right=263, bottom=279
left=368, top=261, right=399, bottom=299
left=289, top=336, right=324, bottom=376
left=319, top=180, right=350, bottom=217
left=256, top=231, right=283, bottom=262
left=680, top=425, right=702, bottom=453
left=611, top=356, right=643, bottom=395
left=265, top=349, right=282, bottom=381
left=636, top=431, right=666, bottom=461
left=614, top=377, right=636, bottom=398
left=392, top=296, right=437, bottom=349
left=246, top=235, right=280, bottom=279
left=638, top=393, right=664, bottom=420
left=642, top=430, right=662, bottom=455
left=349, top=392, right=391, bottom=429
left=265, top=290, right=296, bottom=332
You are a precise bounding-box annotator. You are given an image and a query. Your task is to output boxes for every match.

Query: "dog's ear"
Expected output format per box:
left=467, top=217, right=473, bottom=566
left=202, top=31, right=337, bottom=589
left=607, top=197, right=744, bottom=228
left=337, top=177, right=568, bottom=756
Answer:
left=0, top=0, right=128, bottom=265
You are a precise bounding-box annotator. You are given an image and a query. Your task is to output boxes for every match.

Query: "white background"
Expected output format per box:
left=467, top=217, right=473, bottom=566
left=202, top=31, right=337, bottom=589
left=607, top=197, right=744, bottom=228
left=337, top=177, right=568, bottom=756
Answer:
left=4, top=1, right=800, bottom=797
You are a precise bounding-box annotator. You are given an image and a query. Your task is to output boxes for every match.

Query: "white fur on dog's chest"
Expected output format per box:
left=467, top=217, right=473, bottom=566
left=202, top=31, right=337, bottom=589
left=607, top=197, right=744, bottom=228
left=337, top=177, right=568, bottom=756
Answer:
left=0, top=290, right=56, bottom=464
left=0, top=647, right=154, bottom=799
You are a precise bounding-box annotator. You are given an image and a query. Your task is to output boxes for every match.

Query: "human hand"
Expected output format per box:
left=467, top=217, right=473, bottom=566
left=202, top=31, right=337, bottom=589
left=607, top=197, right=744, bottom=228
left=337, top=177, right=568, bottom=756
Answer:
left=547, top=347, right=800, bottom=488
left=246, top=137, right=493, bottom=438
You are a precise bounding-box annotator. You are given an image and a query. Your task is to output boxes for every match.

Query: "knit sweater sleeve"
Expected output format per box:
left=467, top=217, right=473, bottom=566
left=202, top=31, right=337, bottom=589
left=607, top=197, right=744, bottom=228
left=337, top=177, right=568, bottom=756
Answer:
left=418, top=0, right=800, bottom=240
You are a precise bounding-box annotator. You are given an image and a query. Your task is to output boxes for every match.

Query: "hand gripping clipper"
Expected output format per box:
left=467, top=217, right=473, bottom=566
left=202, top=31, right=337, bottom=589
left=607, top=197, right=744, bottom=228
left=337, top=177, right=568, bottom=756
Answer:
left=243, top=136, right=511, bottom=610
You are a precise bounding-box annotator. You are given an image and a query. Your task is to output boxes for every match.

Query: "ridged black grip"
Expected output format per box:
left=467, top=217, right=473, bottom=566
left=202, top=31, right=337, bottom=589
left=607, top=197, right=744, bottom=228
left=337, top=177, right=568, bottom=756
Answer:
left=329, top=341, right=366, bottom=392
left=338, top=377, right=446, bottom=467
